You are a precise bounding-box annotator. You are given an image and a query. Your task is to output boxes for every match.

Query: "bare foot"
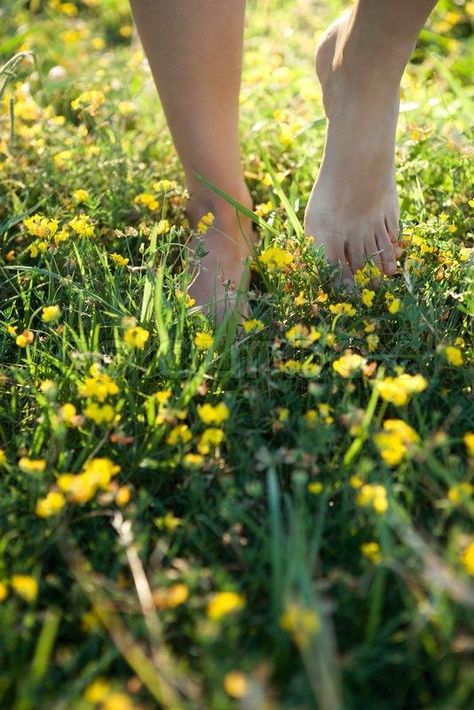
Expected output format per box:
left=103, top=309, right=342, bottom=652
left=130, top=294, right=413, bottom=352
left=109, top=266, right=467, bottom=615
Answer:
left=185, top=186, right=254, bottom=320
left=304, top=12, right=403, bottom=287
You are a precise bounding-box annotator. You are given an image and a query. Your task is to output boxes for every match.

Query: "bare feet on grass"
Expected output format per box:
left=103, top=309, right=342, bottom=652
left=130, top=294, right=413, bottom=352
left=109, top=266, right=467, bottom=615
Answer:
left=186, top=186, right=254, bottom=320
left=304, top=12, right=404, bottom=287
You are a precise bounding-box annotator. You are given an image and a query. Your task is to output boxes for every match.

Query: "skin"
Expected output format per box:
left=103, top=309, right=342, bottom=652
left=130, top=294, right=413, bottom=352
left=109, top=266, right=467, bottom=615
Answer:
left=129, top=0, right=438, bottom=308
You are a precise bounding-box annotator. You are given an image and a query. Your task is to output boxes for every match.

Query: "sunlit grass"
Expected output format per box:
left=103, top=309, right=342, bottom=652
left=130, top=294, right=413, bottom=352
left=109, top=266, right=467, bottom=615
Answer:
left=0, top=1, right=473, bottom=708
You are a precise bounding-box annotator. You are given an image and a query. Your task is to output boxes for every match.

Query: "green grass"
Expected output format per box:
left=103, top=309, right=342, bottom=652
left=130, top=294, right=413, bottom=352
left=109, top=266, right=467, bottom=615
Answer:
left=0, top=1, right=473, bottom=708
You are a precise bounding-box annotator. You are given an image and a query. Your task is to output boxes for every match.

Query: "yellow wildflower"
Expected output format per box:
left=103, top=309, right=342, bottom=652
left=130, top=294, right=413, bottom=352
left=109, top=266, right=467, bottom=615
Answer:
left=329, top=302, right=357, bottom=317
left=166, top=424, right=192, bottom=446
left=0, top=582, right=8, bottom=602
left=155, top=389, right=172, bottom=405
left=255, top=201, right=273, bottom=217
left=197, top=212, right=215, bottom=234
left=304, top=410, right=318, bottom=429
left=374, top=419, right=419, bottom=466
left=307, top=481, right=324, bottom=494
left=59, top=403, right=78, bottom=425
left=258, top=245, right=293, bottom=272
left=134, top=192, right=159, bottom=211
left=361, top=289, right=375, bottom=308
left=156, top=219, right=170, bottom=235
left=73, top=188, right=90, bottom=203
left=110, top=253, right=129, bottom=267
left=0, top=450, right=6, bottom=467
left=16, top=330, right=34, bottom=347
left=152, top=179, right=178, bottom=192
left=84, top=678, right=111, bottom=704
left=36, top=491, right=66, bottom=517
left=224, top=671, right=248, bottom=699
left=332, top=350, right=366, bottom=378
left=448, top=482, right=473, bottom=504
left=69, top=214, right=95, bottom=237
left=183, top=453, right=204, bottom=467
left=361, top=542, right=382, bottom=564
left=461, top=542, right=474, bottom=575
left=78, top=366, right=119, bottom=402
left=356, top=484, right=388, bottom=514
left=385, top=292, right=401, bottom=314
left=367, top=334, right=379, bottom=352
left=197, top=427, right=224, bottom=454
left=115, top=486, right=132, bottom=507
left=444, top=346, right=464, bottom=367
left=242, top=319, right=264, bottom=333
left=123, top=326, right=150, bottom=349
left=18, top=457, right=46, bottom=474
left=71, top=90, right=105, bottom=116
left=194, top=331, right=214, bottom=349
left=280, top=602, right=320, bottom=648
left=207, top=591, right=245, bottom=620
left=197, top=402, right=230, bottom=425
left=285, top=324, right=321, bottom=347
left=11, top=575, right=38, bottom=602
left=376, top=374, right=427, bottom=406
left=24, top=214, right=59, bottom=240
left=42, top=305, right=61, bottom=323
left=153, top=583, right=189, bottom=609
left=464, top=432, right=474, bottom=458
left=84, top=402, right=116, bottom=425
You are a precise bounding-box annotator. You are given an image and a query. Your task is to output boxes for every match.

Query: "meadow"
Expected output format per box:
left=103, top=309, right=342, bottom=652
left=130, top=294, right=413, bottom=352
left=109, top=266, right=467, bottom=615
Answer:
left=0, top=0, right=473, bottom=708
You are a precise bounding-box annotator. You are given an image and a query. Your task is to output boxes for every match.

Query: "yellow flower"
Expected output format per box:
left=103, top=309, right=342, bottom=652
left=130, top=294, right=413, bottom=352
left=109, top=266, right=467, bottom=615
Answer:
left=304, top=410, right=318, bottom=428
left=0, top=449, right=6, bottom=467
left=78, top=366, right=119, bottom=402
left=0, top=582, right=8, bottom=602
left=254, top=201, right=273, bottom=217
left=183, top=453, right=204, bottom=467
left=155, top=511, right=183, bottom=532
left=84, top=402, right=116, bottom=425
left=461, top=541, right=474, bottom=575
left=385, top=292, right=401, bottom=314
left=156, top=219, right=170, bottom=235
left=11, top=575, right=38, bottom=602
left=110, top=253, right=129, bottom=267
left=123, top=326, right=150, bottom=349
left=153, top=179, right=178, bottom=192
left=73, top=189, right=90, bottom=203
left=224, top=671, right=248, bottom=699
left=374, top=419, right=419, bottom=466
left=24, top=213, right=59, bottom=239
left=155, top=389, right=172, bottom=405
left=329, top=302, right=356, bottom=317
left=153, top=583, right=189, bottom=609
left=197, top=212, right=215, bottom=234
left=69, top=214, right=95, bottom=237
left=59, top=403, right=78, bottom=425
left=197, top=427, right=225, bottom=454
left=376, top=374, right=427, bottom=406
left=356, top=484, right=388, bottom=514
left=194, top=331, right=214, bottom=349
left=448, top=482, right=473, bottom=504
left=16, top=330, right=34, bottom=347
left=103, top=693, right=135, bottom=710
left=166, top=424, right=192, bottom=446
left=332, top=350, right=366, bottom=378
left=42, top=305, right=61, bottom=323
left=366, top=334, right=379, bottom=352
left=84, top=678, right=111, bottom=704
left=207, top=591, right=245, bottom=620
left=36, top=491, right=66, bottom=517
left=242, top=319, right=264, bottom=333
left=18, top=457, right=46, bottom=474
left=307, top=481, right=324, bottom=494
left=115, top=486, right=132, bottom=507
left=197, top=402, right=230, bottom=425
left=134, top=192, right=159, bottom=211
left=444, top=346, right=464, bottom=367
left=361, top=289, right=375, bottom=308
left=258, top=245, right=293, bottom=272
left=285, top=324, right=320, bottom=347
left=294, top=291, right=307, bottom=306
left=83, top=458, right=121, bottom=488
left=464, top=432, right=474, bottom=458
left=280, top=602, right=320, bottom=648
left=71, top=90, right=105, bottom=116
left=316, top=290, right=328, bottom=303
left=361, top=542, right=382, bottom=564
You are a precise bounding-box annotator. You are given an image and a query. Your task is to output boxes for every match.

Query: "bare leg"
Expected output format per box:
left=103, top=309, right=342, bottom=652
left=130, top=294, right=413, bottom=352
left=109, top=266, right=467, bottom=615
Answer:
left=305, top=0, right=438, bottom=286
left=129, top=0, right=252, bottom=314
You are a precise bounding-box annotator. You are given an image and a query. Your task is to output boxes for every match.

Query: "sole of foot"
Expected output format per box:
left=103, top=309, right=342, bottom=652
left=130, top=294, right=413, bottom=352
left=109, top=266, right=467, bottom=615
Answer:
left=304, top=11, right=404, bottom=289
